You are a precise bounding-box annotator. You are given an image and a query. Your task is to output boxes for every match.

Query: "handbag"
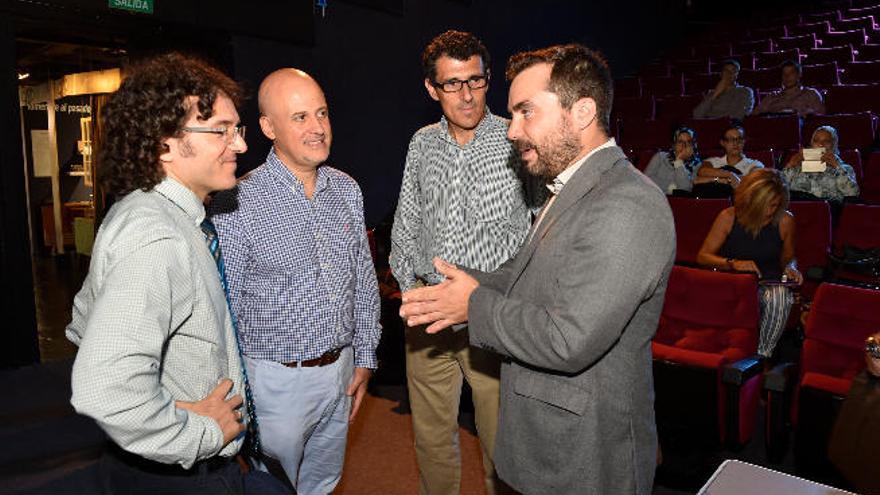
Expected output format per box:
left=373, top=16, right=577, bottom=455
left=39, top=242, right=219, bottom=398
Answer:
left=828, top=371, right=880, bottom=495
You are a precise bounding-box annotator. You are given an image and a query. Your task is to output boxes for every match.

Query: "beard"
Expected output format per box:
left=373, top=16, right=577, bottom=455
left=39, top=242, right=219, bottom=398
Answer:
left=516, top=114, right=581, bottom=180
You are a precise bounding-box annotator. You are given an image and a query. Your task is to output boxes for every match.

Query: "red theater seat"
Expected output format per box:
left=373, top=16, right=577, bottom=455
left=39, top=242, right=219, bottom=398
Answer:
left=642, top=74, right=684, bottom=97
left=749, top=25, right=788, bottom=40
left=788, top=201, right=833, bottom=299
left=743, top=114, right=801, bottom=151
left=826, top=83, right=880, bottom=115
left=733, top=39, right=775, bottom=55
left=822, top=29, right=868, bottom=49
left=803, top=61, right=841, bottom=87
left=655, top=95, right=704, bottom=123
left=801, top=10, right=841, bottom=24
left=612, top=96, right=655, bottom=122
left=830, top=204, right=880, bottom=285
left=755, top=50, right=802, bottom=70
left=863, top=152, right=880, bottom=203
left=685, top=118, right=732, bottom=149
left=840, top=149, right=863, bottom=180
left=856, top=42, right=880, bottom=60
left=832, top=16, right=877, bottom=37
left=764, top=283, right=880, bottom=475
left=653, top=266, right=762, bottom=451
left=616, top=118, right=673, bottom=150
left=841, top=60, right=880, bottom=83
left=739, top=67, right=783, bottom=91
left=667, top=197, right=730, bottom=265
left=806, top=45, right=856, bottom=65
left=787, top=20, right=833, bottom=37
left=671, top=58, right=711, bottom=76
left=803, top=112, right=878, bottom=151
left=775, top=34, right=820, bottom=52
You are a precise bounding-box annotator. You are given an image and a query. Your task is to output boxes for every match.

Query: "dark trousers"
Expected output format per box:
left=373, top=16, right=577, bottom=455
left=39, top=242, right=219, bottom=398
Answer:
left=98, top=444, right=245, bottom=495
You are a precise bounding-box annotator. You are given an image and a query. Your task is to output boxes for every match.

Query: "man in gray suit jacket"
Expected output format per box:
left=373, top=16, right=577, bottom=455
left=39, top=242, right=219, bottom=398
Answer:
left=400, top=44, right=675, bottom=494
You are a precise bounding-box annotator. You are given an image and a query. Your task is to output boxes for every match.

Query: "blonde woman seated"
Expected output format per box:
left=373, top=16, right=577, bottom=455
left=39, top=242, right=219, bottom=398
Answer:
left=697, top=169, right=802, bottom=357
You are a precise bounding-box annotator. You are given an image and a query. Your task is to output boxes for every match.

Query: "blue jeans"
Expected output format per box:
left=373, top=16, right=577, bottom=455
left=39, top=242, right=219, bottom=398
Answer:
left=245, top=348, right=353, bottom=495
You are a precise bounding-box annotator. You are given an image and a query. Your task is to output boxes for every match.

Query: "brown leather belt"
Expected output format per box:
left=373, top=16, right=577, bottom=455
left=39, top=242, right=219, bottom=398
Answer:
left=282, top=347, right=344, bottom=368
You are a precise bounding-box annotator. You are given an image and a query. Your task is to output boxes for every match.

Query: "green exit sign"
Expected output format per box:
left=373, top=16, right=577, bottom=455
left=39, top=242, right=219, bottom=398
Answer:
left=108, top=0, right=154, bottom=14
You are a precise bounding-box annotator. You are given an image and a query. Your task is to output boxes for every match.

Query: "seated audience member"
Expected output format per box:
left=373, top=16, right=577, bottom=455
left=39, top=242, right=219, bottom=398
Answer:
left=783, top=125, right=859, bottom=202
left=697, top=169, right=802, bottom=357
left=753, top=60, right=825, bottom=116
left=866, top=332, right=880, bottom=377
left=697, top=125, right=764, bottom=185
left=643, top=127, right=702, bottom=194
left=693, top=59, right=754, bottom=120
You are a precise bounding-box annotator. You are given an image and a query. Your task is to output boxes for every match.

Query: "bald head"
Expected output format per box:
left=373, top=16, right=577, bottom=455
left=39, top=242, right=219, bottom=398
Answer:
left=257, top=68, right=332, bottom=173
left=258, top=68, right=322, bottom=115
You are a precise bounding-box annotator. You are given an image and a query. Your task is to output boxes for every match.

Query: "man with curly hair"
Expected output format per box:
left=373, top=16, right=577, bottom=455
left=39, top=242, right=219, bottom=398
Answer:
left=209, top=68, right=380, bottom=495
left=390, top=30, right=536, bottom=495
left=66, top=53, right=283, bottom=494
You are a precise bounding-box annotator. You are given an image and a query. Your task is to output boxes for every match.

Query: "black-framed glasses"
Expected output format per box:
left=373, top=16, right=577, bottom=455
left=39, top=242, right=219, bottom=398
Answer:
left=431, top=74, right=489, bottom=93
left=182, top=125, right=246, bottom=144
left=723, top=137, right=744, bottom=144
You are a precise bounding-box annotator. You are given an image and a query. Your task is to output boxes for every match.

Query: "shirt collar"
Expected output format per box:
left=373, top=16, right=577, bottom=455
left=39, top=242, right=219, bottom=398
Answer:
left=265, top=147, right=330, bottom=194
left=438, top=107, right=494, bottom=147
left=154, top=176, right=206, bottom=225
left=548, top=138, right=616, bottom=195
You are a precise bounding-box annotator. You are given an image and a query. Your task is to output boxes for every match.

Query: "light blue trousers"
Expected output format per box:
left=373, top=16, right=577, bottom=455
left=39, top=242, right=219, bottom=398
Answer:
left=245, top=348, right=353, bottom=495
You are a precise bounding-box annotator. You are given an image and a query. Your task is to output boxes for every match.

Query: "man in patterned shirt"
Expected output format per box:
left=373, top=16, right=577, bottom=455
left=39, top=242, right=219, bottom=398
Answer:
left=67, top=53, right=269, bottom=494
left=390, top=30, right=536, bottom=495
left=209, top=68, right=381, bottom=495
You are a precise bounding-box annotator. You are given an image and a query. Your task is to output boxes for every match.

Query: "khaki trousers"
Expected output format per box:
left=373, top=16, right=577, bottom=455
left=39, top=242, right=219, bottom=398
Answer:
left=406, top=324, right=503, bottom=495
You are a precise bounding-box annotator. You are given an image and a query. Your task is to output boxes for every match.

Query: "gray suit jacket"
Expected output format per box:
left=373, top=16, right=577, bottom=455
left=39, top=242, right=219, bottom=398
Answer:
left=468, top=146, right=675, bottom=494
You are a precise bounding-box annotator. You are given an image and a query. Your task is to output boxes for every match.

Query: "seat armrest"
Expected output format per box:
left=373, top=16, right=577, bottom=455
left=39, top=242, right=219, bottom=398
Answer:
left=763, top=362, right=797, bottom=393
left=722, top=355, right=764, bottom=386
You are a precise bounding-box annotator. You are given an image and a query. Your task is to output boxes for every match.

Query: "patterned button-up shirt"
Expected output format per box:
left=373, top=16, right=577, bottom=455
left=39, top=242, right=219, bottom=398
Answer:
left=782, top=157, right=860, bottom=201
left=209, top=149, right=381, bottom=368
left=390, top=109, right=537, bottom=292
left=67, top=177, right=245, bottom=468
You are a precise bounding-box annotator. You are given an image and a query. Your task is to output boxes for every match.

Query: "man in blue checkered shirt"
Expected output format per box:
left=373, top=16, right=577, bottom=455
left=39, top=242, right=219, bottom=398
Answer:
left=390, top=30, right=537, bottom=495
left=209, top=68, right=381, bottom=495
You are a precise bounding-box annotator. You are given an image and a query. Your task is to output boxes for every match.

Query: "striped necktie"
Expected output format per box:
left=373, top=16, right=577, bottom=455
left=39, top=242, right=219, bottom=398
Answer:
left=201, top=218, right=262, bottom=457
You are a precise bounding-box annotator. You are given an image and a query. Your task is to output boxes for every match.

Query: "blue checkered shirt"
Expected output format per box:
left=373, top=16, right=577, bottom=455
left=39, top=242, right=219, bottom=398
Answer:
left=209, top=149, right=381, bottom=368
left=390, top=110, right=539, bottom=292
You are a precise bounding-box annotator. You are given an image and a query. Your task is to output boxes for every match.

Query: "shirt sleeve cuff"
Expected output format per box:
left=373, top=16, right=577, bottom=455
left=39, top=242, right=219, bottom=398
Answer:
left=354, top=348, right=378, bottom=369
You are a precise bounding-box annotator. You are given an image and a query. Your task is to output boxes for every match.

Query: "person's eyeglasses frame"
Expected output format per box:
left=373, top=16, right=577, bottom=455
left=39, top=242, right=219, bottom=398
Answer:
left=182, top=125, right=246, bottom=144
left=430, top=73, right=490, bottom=94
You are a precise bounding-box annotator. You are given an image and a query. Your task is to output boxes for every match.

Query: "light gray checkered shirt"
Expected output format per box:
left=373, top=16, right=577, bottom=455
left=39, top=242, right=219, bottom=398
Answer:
left=67, top=177, right=245, bottom=468
left=390, top=110, right=540, bottom=291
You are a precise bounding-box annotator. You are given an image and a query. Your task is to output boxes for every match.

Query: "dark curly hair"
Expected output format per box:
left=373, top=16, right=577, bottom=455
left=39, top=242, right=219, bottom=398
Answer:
left=506, top=44, right=614, bottom=136
left=421, top=30, right=491, bottom=82
left=98, top=52, right=242, bottom=196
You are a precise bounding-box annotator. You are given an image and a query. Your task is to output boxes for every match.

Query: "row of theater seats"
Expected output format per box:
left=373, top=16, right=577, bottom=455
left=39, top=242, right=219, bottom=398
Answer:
left=617, top=112, right=877, bottom=150
left=639, top=0, right=880, bottom=487
left=615, top=84, right=880, bottom=118
left=653, top=267, right=880, bottom=483
left=618, top=59, right=878, bottom=100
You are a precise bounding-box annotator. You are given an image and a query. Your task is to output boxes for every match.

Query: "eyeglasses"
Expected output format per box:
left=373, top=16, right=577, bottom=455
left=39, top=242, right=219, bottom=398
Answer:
left=723, top=137, right=744, bottom=144
left=182, top=125, right=246, bottom=144
left=431, top=74, right=489, bottom=93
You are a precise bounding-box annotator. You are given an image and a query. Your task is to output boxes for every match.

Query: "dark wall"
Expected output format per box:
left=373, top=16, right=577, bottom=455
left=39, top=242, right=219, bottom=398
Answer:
left=230, top=0, right=688, bottom=227
left=0, top=17, right=40, bottom=367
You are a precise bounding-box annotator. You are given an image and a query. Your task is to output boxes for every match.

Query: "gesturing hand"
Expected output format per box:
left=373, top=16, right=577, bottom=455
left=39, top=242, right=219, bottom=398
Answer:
left=400, top=257, right=479, bottom=334
left=346, top=367, right=372, bottom=423
left=176, top=378, right=245, bottom=446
